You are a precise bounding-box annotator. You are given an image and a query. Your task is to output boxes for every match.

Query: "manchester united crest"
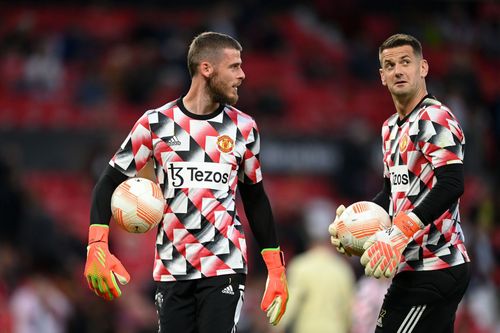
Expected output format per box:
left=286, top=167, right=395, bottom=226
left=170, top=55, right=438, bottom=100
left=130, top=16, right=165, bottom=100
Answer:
left=400, top=134, right=410, bottom=153
left=217, top=135, right=234, bottom=153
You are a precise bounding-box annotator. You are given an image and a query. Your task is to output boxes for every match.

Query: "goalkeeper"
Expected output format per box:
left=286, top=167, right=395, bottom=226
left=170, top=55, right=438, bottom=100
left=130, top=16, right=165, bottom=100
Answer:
left=329, top=34, right=470, bottom=333
left=84, top=31, right=288, bottom=332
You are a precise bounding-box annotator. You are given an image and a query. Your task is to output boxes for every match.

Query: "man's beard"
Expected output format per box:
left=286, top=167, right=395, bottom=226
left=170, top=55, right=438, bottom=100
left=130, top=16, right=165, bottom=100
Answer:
left=206, top=73, right=238, bottom=106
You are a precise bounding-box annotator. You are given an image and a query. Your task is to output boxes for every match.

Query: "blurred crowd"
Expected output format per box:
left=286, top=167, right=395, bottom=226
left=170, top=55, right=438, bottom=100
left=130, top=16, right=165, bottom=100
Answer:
left=0, top=1, right=499, bottom=332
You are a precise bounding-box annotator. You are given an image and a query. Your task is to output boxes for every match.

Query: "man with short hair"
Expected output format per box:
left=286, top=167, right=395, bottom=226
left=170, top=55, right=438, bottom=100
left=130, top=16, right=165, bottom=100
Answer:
left=84, top=31, right=288, bottom=333
left=330, top=33, right=471, bottom=332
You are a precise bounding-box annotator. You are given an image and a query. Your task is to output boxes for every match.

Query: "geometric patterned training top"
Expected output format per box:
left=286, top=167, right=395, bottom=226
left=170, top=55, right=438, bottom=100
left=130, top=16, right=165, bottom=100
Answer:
left=110, top=98, right=262, bottom=281
left=381, top=95, right=470, bottom=273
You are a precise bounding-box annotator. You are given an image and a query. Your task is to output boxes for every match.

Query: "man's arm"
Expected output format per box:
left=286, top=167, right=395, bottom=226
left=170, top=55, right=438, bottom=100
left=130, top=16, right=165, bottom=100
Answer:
left=238, top=181, right=278, bottom=249
left=369, top=164, right=463, bottom=224
left=90, top=164, right=129, bottom=226
left=85, top=164, right=130, bottom=300
left=372, top=177, right=390, bottom=212
left=412, top=164, right=464, bottom=225
left=238, top=180, right=288, bottom=326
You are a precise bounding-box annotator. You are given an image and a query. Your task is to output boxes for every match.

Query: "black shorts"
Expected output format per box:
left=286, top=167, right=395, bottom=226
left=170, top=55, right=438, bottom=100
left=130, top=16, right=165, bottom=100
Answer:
left=375, top=263, right=470, bottom=333
left=155, top=273, right=246, bottom=333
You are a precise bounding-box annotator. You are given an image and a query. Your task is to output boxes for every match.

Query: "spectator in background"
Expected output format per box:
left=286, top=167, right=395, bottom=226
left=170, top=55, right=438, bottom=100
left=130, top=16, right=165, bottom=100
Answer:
left=279, top=198, right=355, bottom=333
left=351, top=276, right=391, bottom=333
left=9, top=273, right=74, bottom=333
left=23, top=37, right=63, bottom=96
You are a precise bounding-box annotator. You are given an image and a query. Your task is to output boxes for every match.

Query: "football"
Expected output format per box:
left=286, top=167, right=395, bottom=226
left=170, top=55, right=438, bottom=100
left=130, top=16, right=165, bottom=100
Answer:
left=336, top=201, right=391, bottom=256
left=111, top=178, right=165, bottom=233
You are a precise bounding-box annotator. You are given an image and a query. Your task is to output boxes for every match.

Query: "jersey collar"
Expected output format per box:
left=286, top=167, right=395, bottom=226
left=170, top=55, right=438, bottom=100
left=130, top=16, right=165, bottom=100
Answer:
left=176, top=96, right=226, bottom=120
left=396, top=93, right=435, bottom=126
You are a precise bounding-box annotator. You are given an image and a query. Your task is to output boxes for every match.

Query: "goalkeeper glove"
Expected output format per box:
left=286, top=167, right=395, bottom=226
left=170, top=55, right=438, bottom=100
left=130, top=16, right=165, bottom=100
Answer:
left=84, top=224, right=130, bottom=300
left=328, top=205, right=353, bottom=256
left=261, top=248, right=289, bottom=326
left=360, top=212, right=423, bottom=278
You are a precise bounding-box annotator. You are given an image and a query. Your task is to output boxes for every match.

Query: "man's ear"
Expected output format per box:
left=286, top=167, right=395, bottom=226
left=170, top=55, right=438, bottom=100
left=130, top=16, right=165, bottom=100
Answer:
left=379, top=68, right=387, bottom=86
left=199, top=61, right=213, bottom=78
left=420, top=59, right=429, bottom=78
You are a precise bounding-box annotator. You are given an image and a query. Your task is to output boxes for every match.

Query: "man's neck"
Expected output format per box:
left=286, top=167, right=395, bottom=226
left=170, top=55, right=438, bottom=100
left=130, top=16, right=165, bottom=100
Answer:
left=183, top=83, right=220, bottom=116
left=393, top=89, right=428, bottom=119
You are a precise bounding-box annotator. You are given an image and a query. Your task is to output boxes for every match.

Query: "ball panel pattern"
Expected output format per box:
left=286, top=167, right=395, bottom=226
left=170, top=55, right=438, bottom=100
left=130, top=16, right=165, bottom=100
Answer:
left=111, top=178, right=165, bottom=233
left=337, top=201, right=391, bottom=256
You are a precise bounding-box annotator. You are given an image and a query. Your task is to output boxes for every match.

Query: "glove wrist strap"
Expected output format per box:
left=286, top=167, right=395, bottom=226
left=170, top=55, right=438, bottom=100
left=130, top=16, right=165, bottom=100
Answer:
left=88, top=224, right=110, bottom=244
left=394, top=212, right=423, bottom=238
left=261, top=248, right=285, bottom=269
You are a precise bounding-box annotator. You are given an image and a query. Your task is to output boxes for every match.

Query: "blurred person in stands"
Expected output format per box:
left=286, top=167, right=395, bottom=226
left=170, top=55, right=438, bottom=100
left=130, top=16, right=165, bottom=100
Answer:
left=279, top=198, right=355, bottom=333
left=83, top=31, right=288, bottom=332
left=329, top=33, right=471, bottom=332
left=351, top=276, right=391, bottom=333
left=23, top=38, right=63, bottom=95
left=10, top=273, right=74, bottom=333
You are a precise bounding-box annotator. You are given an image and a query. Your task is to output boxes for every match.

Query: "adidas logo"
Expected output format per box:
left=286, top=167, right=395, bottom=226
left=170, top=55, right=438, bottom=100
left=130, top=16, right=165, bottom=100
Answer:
left=167, top=136, right=181, bottom=146
left=221, top=285, right=234, bottom=295
left=377, top=309, right=386, bottom=328
left=377, top=316, right=383, bottom=328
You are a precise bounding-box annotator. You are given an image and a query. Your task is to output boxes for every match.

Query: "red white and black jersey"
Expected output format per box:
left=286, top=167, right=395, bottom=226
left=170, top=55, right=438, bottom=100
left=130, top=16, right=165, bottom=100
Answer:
left=381, top=96, right=470, bottom=272
left=110, top=99, right=262, bottom=281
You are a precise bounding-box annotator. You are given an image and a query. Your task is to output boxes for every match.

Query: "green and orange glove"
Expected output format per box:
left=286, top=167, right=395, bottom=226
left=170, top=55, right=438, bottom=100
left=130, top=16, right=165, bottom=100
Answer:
left=84, top=224, right=130, bottom=300
left=260, top=248, right=289, bottom=326
left=360, top=212, right=423, bottom=278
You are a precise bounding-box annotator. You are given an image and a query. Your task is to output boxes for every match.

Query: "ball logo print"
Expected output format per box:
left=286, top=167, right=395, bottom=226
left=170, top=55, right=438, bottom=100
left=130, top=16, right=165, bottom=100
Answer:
left=111, top=178, right=166, bottom=233
left=335, top=201, right=392, bottom=256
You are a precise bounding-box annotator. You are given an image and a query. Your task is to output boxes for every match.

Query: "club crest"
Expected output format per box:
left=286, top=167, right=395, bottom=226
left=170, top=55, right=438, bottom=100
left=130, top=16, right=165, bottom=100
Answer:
left=217, top=135, right=234, bottom=153
left=400, top=134, right=410, bottom=153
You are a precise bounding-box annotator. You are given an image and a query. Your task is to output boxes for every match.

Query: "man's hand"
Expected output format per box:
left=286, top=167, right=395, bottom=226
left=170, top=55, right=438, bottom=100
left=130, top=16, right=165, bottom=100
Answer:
left=328, top=204, right=353, bottom=256
left=84, top=225, right=130, bottom=300
left=261, top=248, right=289, bottom=326
left=360, top=212, right=423, bottom=278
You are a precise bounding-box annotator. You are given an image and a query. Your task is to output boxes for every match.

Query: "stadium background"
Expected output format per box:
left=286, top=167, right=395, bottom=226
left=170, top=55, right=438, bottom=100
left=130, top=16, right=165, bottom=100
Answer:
left=0, top=1, right=498, bottom=332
